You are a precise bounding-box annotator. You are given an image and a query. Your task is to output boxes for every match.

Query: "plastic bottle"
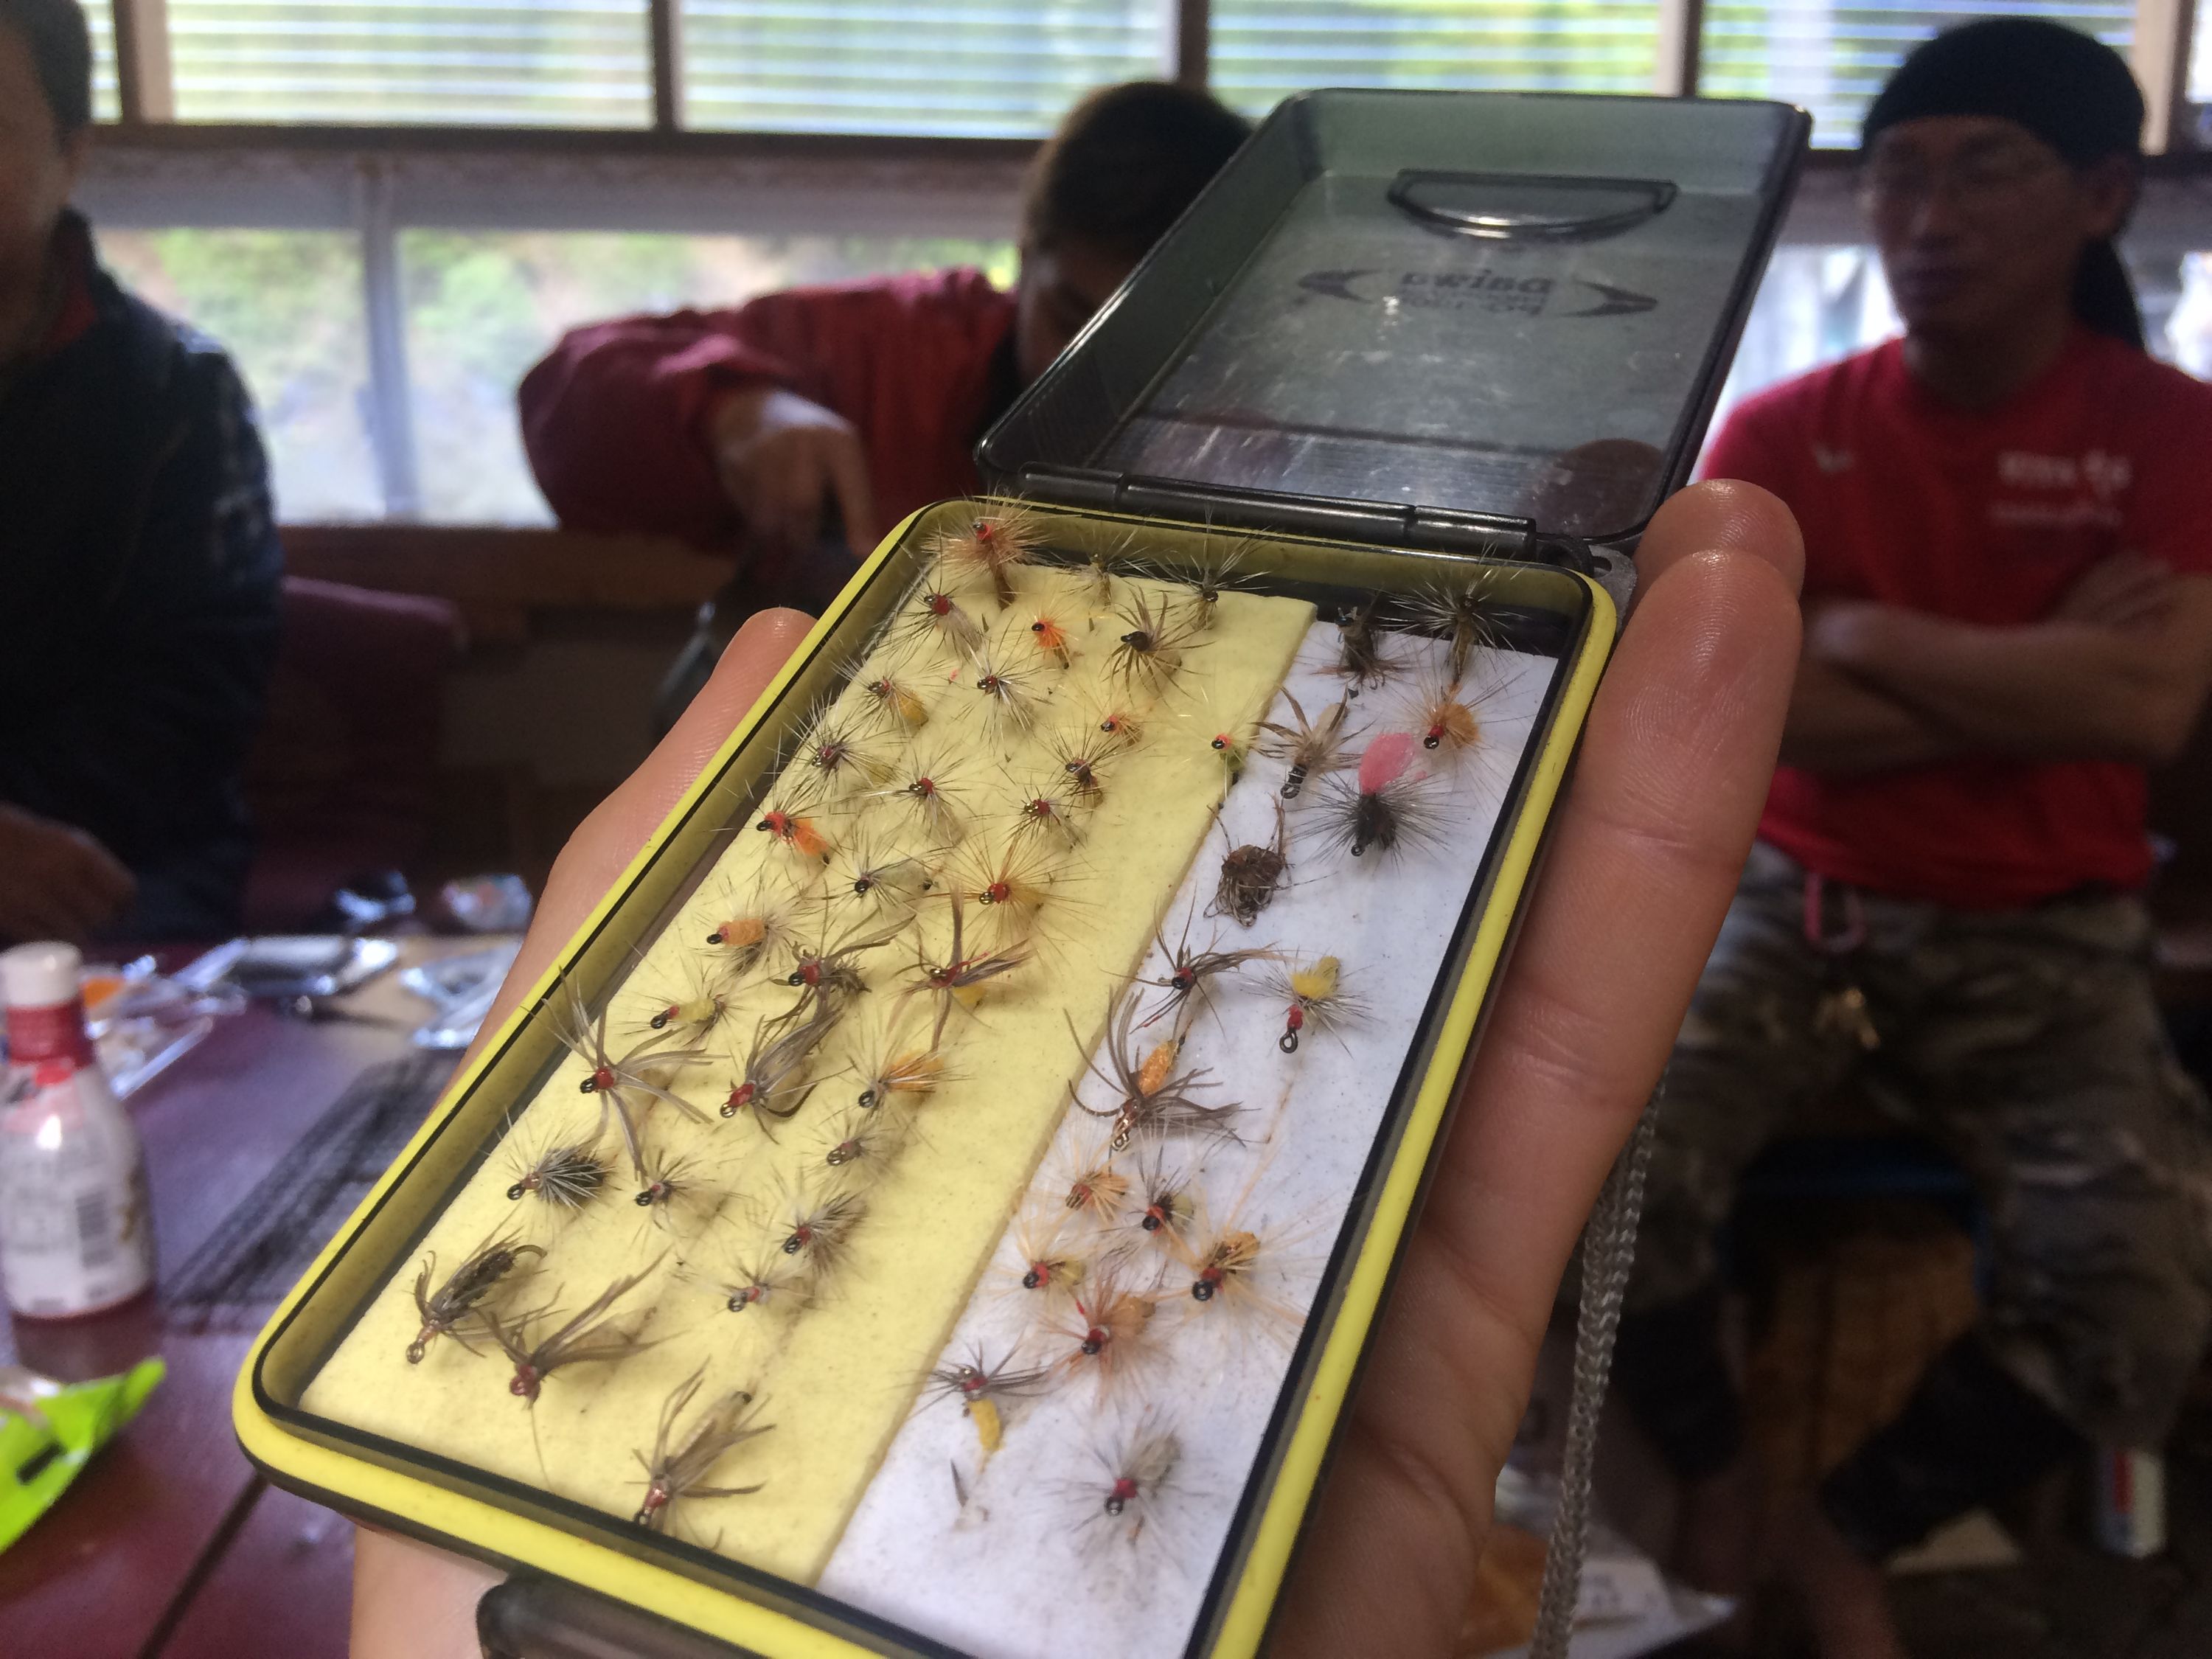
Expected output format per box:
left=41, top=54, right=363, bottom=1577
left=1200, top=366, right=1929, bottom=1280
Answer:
left=0, top=942, right=156, bottom=1318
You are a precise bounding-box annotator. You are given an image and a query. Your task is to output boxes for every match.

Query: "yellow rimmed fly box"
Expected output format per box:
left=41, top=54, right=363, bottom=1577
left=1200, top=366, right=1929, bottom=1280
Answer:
left=237, top=88, right=1807, bottom=1659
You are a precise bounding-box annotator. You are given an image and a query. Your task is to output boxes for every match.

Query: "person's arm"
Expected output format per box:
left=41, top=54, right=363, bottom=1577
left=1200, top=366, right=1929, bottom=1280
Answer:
left=349, top=479, right=1809, bottom=1659
left=0, top=344, right=281, bottom=939
left=1778, top=625, right=1958, bottom=774
left=1812, top=568, right=2212, bottom=767
left=518, top=285, right=898, bottom=552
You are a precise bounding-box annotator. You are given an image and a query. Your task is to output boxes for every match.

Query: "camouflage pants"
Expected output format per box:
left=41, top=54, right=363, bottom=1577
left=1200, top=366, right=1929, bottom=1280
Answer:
left=1630, top=841, right=2212, bottom=1448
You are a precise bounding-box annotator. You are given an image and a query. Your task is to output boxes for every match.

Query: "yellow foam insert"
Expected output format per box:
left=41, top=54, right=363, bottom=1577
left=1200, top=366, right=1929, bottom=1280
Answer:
left=302, top=561, right=1312, bottom=1584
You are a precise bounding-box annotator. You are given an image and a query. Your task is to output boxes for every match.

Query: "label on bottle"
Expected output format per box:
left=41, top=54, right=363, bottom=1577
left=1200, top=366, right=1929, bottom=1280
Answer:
left=0, top=1060, right=155, bottom=1318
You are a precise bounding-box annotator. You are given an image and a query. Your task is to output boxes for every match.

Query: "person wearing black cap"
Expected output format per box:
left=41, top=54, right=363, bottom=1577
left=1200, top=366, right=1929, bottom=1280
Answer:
left=1611, top=20, right=2212, bottom=1657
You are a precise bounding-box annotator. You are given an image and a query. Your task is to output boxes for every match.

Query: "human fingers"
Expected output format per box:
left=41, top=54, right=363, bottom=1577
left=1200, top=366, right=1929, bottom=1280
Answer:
left=467, top=608, right=815, bottom=1069
left=1273, top=482, right=1804, bottom=1658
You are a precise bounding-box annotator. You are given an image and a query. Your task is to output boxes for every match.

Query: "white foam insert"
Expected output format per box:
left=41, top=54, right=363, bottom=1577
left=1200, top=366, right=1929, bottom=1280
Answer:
left=818, top=622, right=1554, bottom=1657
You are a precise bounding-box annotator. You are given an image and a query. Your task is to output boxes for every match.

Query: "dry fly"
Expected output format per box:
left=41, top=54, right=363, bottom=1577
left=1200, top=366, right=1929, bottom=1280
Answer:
left=852, top=1014, right=953, bottom=1110
left=970, top=650, right=1040, bottom=738
left=935, top=507, right=1042, bottom=608
left=633, top=1147, right=723, bottom=1232
left=1029, top=612, right=1074, bottom=668
left=720, top=998, right=835, bottom=1133
left=1137, top=911, right=1275, bottom=1033
left=800, top=714, right=891, bottom=799
left=486, top=1257, right=664, bottom=1404
left=1052, top=1131, right=1130, bottom=1223
left=504, top=1131, right=612, bottom=1211
left=857, top=670, right=929, bottom=733
left=1107, top=588, right=1200, bottom=692
left=1408, top=571, right=1511, bottom=686
left=406, top=1231, right=544, bottom=1363
left=872, top=743, right=967, bottom=843
left=1088, top=696, right=1145, bottom=751
left=754, top=798, right=835, bottom=864
left=632, top=1368, right=773, bottom=1534
left=715, top=1248, right=811, bottom=1315
left=1318, top=731, right=1446, bottom=860
left=1009, top=780, right=1084, bottom=848
left=1258, top=689, right=1358, bottom=801
left=1008, top=1209, right=1088, bottom=1306
left=785, top=912, right=909, bottom=1006
left=628, top=955, right=734, bottom=1043
left=837, top=840, right=936, bottom=909
left=1044, top=728, right=1113, bottom=804
left=1265, top=953, right=1366, bottom=1054
left=814, top=1103, right=909, bottom=1180
left=1206, top=798, right=1290, bottom=928
left=772, top=1183, right=865, bottom=1279
left=900, top=889, right=1027, bottom=1046
left=553, top=985, right=711, bottom=1180
left=924, top=1342, right=1053, bottom=1455
left=902, top=584, right=986, bottom=658
left=1173, top=538, right=1251, bottom=633
left=1053, top=1262, right=1162, bottom=1397
left=1074, top=1416, right=1183, bottom=1545
left=1070, top=991, right=1241, bottom=1152
left=1123, top=1147, right=1197, bottom=1251
left=1335, top=594, right=1400, bottom=691
left=964, top=838, right=1071, bottom=941
left=698, top=880, right=808, bottom=979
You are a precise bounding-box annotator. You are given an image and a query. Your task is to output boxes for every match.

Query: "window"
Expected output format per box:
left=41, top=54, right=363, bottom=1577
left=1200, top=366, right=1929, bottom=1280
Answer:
left=681, top=1, right=1169, bottom=136
left=1700, top=2, right=2133, bottom=146
left=87, top=1, right=119, bottom=120
left=1211, top=0, right=1660, bottom=114
left=99, top=229, right=382, bottom=519
left=400, top=232, right=1018, bottom=521
left=165, top=1, right=655, bottom=126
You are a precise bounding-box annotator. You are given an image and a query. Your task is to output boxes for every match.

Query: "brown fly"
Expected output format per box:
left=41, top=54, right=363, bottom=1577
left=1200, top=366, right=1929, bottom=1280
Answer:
left=1257, top=689, right=1358, bottom=801
left=485, top=1257, right=664, bottom=1404
left=784, top=911, right=909, bottom=1006
left=720, top=997, right=836, bottom=1134
left=1136, top=911, right=1276, bottom=1034
left=1206, top=798, right=1290, bottom=928
left=406, top=1231, right=544, bottom=1363
left=1335, top=594, right=1399, bottom=692
left=1407, top=570, right=1510, bottom=686
left=631, top=1368, right=773, bottom=1534
left=504, top=1131, right=612, bottom=1211
left=552, top=984, right=711, bottom=1180
left=1069, top=990, right=1241, bottom=1152
left=900, top=890, right=1027, bottom=1046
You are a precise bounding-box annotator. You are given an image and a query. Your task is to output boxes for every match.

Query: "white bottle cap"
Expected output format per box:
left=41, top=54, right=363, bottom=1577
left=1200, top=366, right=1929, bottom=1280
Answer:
left=0, top=942, right=83, bottom=1010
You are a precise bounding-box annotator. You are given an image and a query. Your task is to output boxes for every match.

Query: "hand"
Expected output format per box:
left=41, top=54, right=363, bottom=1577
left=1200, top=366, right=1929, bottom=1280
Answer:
left=349, top=479, right=1805, bottom=1657
left=705, top=384, right=880, bottom=562
left=2052, top=552, right=2178, bottom=632
left=0, top=804, right=136, bottom=945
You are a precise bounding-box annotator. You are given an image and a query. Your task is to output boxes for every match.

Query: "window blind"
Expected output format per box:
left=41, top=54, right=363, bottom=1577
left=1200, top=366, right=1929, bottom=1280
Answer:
left=1699, top=1, right=2133, bottom=145
left=1209, top=0, right=1661, bottom=116
left=164, top=0, right=654, bottom=126
left=681, top=1, right=1169, bottom=136
left=2191, top=0, right=2209, bottom=102
left=87, top=0, right=119, bottom=120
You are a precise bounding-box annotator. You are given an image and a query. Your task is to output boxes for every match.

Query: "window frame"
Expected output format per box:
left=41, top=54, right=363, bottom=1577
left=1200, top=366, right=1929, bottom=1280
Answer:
left=70, top=0, right=2212, bottom=524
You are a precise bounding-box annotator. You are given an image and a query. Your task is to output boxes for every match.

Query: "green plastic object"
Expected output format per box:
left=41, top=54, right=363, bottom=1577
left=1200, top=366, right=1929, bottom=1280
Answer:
left=0, top=1357, right=165, bottom=1553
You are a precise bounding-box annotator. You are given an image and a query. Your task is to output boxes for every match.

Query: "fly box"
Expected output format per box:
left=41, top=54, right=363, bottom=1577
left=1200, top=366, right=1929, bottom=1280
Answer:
left=236, top=88, right=1807, bottom=1659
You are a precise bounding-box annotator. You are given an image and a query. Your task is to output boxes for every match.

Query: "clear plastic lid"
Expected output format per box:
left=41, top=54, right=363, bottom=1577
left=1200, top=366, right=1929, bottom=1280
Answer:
left=982, top=91, right=1808, bottom=545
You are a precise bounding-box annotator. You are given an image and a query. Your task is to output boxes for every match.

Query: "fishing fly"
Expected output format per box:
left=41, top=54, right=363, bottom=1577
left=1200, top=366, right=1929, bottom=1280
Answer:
left=698, top=880, right=808, bottom=979
left=784, top=912, right=910, bottom=1008
left=935, top=507, right=1041, bottom=609
left=1335, top=594, right=1400, bottom=692
left=799, top=714, right=891, bottom=799
left=902, top=584, right=987, bottom=658
left=969, top=650, right=1040, bottom=739
left=1052, top=1262, right=1162, bottom=1397
left=484, top=1257, right=664, bottom=1404
left=628, top=955, right=734, bottom=1043
left=714, top=1248, right=810, bottom=1315
left=1408, top=669, right=1495, bottom=757
left=856, top=670, right=929, bottom=733
left=1070, top=990, right=1242, bottom=1152
left=1074, top=1416, right=1184, bottom=1545
left=1206, top=797, right=1290, bottom=928
left=1029, top=612, right=1074, bottom=669
left=899, top=890, right=1027, bottom=1046
left=1407, top=570, right=1510, bottom=686
left=814, top=1104, right=909, bottom=1180
left=754, top=796, right=835, bottom=865
left=1258, top=689, right=1358, bottom=801
left=1052, top=1131, right=1130, bottom=1224
left=1263, top=953, right=1365, bottom=1055
left=1137, top=911, right=1274, bottom=1034
left=552, top=984, right=712, bottom=1180
left=771, top=1183, right=866, bottom=1279
left=631, top=1368, right=773, bottom=1534
left=923, top=1342, right=1052, bottom=1456
left=852, top=1012, right=953, bottom=1110
left=1124, top=1147, right=1196, bottom=1251
left=632, top=1147, right=723, bottom=1233
left=1318, top=731, right=1445, bottom=860
left=836, top=839, right=936, bottom=909
left=1107, top=588, right=1200, bottom=693
left=406, top=1231, right=544, bottom=1363
left=1043, top=728, right=1113, bottom=804
left=871, top=743, right=966, bottom=844
left=719, top=997, right=836, bottom=1133
left=504, top=1130, right=612, bottom=1211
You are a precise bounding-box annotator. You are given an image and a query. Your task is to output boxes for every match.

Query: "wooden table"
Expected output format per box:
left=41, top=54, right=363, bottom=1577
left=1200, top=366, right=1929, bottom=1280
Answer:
left=0, top=942, right=495, bottom=1659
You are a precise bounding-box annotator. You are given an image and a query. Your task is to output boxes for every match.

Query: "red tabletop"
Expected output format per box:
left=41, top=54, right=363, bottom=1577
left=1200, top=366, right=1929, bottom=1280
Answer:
left=0, top=945, right=482, bottom=1659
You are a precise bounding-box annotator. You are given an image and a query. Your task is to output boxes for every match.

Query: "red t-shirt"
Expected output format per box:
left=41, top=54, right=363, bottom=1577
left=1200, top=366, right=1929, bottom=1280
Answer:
left=1701, top=329, right=2212, bottom=908
left=518, top=268, right=1017, bottom=552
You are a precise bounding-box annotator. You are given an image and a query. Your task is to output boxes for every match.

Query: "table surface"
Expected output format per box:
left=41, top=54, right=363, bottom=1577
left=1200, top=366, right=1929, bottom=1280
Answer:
left=0, top=939, right=497, bottom=1659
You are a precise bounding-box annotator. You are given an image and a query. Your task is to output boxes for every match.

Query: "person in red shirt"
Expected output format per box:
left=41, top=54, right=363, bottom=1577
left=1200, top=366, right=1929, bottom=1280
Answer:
left=518, top=78, right=1249, bottom=713
left=1612, top=23, right=2212, bottom=1658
